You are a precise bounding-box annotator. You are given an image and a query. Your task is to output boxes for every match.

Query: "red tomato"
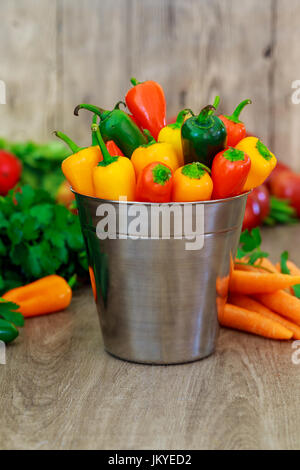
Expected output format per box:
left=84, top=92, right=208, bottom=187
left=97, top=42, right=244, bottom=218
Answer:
left=269, top=170, right=300, bottom=217
left=0, top=150, right=22, bottom=196
left=242, top=185, right=270, bottom=230
left=211, top=147, right=251, bottom=199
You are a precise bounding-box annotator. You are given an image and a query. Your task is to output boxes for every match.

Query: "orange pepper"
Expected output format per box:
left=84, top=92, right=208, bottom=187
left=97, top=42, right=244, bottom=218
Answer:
left=172, top=162, right=213, bottom=202
left=131, top=130, right=180, bottom=179
left=2, top=275, right=72, bottom=318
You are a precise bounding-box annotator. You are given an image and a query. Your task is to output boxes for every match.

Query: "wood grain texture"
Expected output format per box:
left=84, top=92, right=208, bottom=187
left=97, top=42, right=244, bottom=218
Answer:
left=1, top=225, right=300, bottom=450
left=273, top=0, right=300, bottom=170
left=0, top=0, right=57, bottom=141
left=0, top=0, right=300, bottom=169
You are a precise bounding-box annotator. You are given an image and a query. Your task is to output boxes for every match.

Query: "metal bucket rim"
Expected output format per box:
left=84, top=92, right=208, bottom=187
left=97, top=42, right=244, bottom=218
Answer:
left=72, top=189, right=251, bottom=206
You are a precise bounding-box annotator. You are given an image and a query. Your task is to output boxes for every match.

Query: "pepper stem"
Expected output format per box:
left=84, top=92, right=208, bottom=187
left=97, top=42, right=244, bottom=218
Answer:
left=197, top=96, right=220, bottom=124
left=114, top=101, right=126, bottom=110
left=143, top=129, right=156, bottom=144
left=197, top=105, right=216, bottom=124
left=92, top=114, right=99, bottom=146
left=225, top=99, right=252, bottom=124
left=74, top=103, right=107, bottom=119
left=91, top=124, right=118, bottom=167
left=130, top=77, right=141, bottom=86
left=54, top=131, right=81, bottom=154
left=213, top=95, right=220, bottom=111
left=169, top=109, right=194, bottom=129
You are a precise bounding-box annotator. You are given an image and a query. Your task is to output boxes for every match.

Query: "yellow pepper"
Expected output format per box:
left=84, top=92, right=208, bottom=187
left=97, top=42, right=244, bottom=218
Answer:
left=56, top=130, right=101, bottom=197
left=158, top=109, right=192, bottom=167
left=172, top=162, right=213, bottom=202
left=92, top=124, right=136, bottom=201
left=235, top=136, right=277, bottom=191
left=131, top=130, right=180, bottom=179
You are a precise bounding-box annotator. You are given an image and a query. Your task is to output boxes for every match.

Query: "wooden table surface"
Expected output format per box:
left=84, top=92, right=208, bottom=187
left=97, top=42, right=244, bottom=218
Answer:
left=1, top=225, right=300, bottom=450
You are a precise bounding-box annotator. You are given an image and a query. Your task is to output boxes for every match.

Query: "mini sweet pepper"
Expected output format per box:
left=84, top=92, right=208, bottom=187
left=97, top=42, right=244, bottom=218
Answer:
left=3, top=275, right=72, bottom=318
left=211, top=147, right=251, bottom=199
left=125, top=77, right=166, bottom=139
left=181, top=97, right=227, bottom=167
left=219, top=99, right=252, bottom=147
left=131, top=130, right=180, bottom=178
left=172, top=162, right=213, bottom=202
left=136, top=162, right=173, bottom=203
left=158, top=109, right=192, bottom=167
left=92, top=123, right=136, bottom=201
left=235, top=136, right=277, bottom=191
left=55, top=131, right=101, bottom=197
left=74, top=101, right=147, bottom=158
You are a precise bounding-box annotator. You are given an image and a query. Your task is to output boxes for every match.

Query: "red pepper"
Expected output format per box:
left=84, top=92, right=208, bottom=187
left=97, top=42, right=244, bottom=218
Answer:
left=136, top=161, right=173, bottom=203
left=211, top=147, right=251, bottom=199
left=242, top=185, right=270, bottom=230
left=125, top=77, right=166, bottom=140
left=105, top=140, right=124, bottom=156
left=219, top=99, right=251, bottom=147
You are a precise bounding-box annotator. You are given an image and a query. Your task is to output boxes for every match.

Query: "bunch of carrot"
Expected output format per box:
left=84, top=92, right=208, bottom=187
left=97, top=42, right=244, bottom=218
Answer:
left=218, top=258, right=300, bottom=340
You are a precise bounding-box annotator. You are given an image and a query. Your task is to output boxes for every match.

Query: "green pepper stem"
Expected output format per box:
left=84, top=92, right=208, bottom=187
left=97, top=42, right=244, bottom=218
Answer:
left=91, top=124, right=117, bottom=166
left=130, top=77, right=141, bottom=86
left=92, top=114, right=99, bottom=146
left=54, top=131, right=81, bottom=154
left=74, top=103, right=108, bottom=119
left=169, top=109, right=194, bottom=129
left=213, top=95, right=220, bottom=111
left=225, top=99, right=252, bottom=123
left=114, top=101, right=126, bottom=110
left=143, top=129, right=156, bottom=144
left=197, top=96, right=220, bottom=124
left=197, top=105, right=216, bottom=124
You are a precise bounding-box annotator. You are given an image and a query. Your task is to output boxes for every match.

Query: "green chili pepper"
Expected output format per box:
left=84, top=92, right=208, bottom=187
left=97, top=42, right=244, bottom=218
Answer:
left=0, top=318, right=19, bottom=343
left=181, top=96, right=227, bottom=167
left=74, top=102, right=147, bottom=158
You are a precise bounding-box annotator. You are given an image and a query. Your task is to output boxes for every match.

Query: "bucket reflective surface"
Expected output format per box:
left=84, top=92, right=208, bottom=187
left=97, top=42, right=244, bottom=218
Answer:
left=75, top=192, right=248, bottom=365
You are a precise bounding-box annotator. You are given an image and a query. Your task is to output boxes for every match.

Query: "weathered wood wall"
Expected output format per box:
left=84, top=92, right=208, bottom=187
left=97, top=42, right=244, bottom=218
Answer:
left=1, top=0, right=300, bottom=169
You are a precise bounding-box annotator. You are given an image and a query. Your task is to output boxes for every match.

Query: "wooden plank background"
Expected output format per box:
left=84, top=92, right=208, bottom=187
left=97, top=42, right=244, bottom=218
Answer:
left=1, top=0, right=300, bottom=169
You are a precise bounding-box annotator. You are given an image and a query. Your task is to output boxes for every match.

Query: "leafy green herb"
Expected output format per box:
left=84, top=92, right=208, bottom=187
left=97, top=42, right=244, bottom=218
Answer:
left=0, top=298, right=23, bottom=344
left=236, top=227, right=269, bottom=269
left=0, top=139, right=70, bottom=198
left=264, top=196, right=298, bottom=226
left=0, top=298, right=24, bottom=327
left=280, top=251, right=300, bottom=298
left=0, top=185, right=88, bottom=295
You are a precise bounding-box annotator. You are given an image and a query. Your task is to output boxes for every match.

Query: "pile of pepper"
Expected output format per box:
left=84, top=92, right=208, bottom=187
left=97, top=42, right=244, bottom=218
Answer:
left=56, top=78, right=277, bottom=202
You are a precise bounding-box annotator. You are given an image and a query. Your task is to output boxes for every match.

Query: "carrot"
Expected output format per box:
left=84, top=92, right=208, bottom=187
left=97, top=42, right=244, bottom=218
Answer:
left=216, top=275, right=230, bottom=298
left=219, top=303, right=293, bottom=340
left=258, top=258, right=278, bottom=273
left=255, top=290, right=300, bottom=326
left=229, top=293, right=300, bottom=340
left=229, top=270, right=300, bottom=294
left=235, top=257, right=277, bottom=273
left=276, top=260, right=300, bottom=294
left=286, top=260, right=300, bottom=276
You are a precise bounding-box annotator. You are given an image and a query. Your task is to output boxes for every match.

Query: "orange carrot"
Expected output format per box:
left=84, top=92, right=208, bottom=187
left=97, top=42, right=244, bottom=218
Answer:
left=255, top=290, right=300, bottom=326
left=286, top=260, right=300, bottom=275
left=235, top=257, right=277, bottom=273
left=229, top=293, right=300, bottom=340
left=219, top=303, right=293, bottom=340
left=276, top=260, right=300, bottom=294
left=229, top=270, right=300, bottom=294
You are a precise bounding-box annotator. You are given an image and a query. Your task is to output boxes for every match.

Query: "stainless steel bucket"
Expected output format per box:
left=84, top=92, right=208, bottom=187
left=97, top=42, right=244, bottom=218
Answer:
left=75, top=192, right=248, bottom=364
